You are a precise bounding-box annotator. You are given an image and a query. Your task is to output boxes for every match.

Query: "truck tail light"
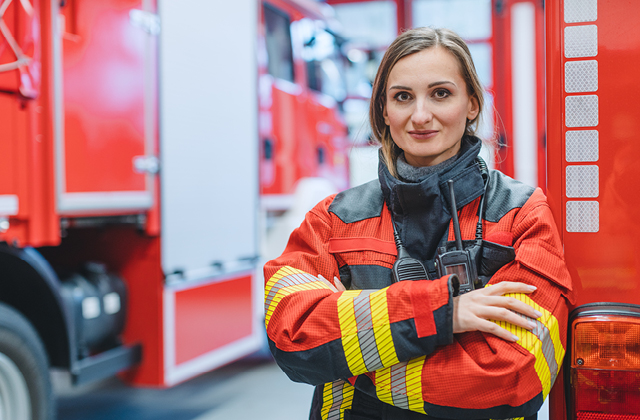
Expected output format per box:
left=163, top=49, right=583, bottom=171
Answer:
left=570, top=314, right=640, bottom=420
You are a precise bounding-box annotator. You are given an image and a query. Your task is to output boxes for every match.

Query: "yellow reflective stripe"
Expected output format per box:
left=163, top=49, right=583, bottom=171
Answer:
left=369, top=288, right=400, bottom=367
left=372, top=358, right=427, bottom=415
left=264, top=265, right=303, bottom=294
left=338, top=291, right=367, bottom=375
left=375, top=366, right=394, bottom=406
left=320, top=380, right=354, bottom=420
left=405, top=356, right=427, bottom=414
left=545, top=307, right=564, bottom=370
left=341, top=383, right=355, bottom=414
left=264, top=266, right=333, bottom=328
left=515, top=292, right=564, bottom=396
left=493, top=292, right=565, bottom=399
left=320, top=382, right=334, bottom=420
left=497, top=317, right=552, bottom=396
left=265, top=280, right=330, bottom=328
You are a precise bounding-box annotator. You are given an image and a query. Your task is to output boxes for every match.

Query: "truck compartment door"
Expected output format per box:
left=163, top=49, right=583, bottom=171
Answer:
left=55, top=0, right=158, bottom=215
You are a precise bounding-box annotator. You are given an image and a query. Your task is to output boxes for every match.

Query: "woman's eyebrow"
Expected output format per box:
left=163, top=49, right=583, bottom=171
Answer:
left=389, top=81, right=457, bottom=91
left=428, top=80, right=456, bottom=88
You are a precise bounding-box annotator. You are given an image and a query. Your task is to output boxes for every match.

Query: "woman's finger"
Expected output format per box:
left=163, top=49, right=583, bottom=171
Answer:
left=475, top=319, right=521, bottom=342
left=317, top=274, right=338, bottom=292
left=484, top=281, right=537, bottom=296
left=477, top=306, right=537, bottom=331
left=333, top=276, right=346, bottom=292
left=481, top=295, right=543, bottom=320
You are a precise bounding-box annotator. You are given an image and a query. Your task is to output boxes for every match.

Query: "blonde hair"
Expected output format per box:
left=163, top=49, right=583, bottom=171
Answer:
left=369, top=27, right=485, bottom=177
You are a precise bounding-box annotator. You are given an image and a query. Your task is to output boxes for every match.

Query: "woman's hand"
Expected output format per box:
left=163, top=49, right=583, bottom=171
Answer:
left=452, top=281, right=542, bottom=342
left=317, top=274, right=347, bottom=292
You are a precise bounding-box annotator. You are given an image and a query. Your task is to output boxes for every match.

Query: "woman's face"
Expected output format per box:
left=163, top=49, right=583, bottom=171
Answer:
left=383, top=47, right=479, bottom=167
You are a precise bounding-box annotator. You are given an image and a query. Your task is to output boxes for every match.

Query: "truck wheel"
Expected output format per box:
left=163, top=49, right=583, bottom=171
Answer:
left=0, top=302, right=54, bottom=420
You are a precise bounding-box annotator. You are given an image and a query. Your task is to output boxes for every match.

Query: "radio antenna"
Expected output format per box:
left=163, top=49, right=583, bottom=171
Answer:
left=447, top=180, right=464, bottom=251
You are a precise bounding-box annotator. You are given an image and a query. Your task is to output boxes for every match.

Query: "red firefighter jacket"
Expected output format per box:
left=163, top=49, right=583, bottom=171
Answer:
left=264, top=138, right=573, bottom=420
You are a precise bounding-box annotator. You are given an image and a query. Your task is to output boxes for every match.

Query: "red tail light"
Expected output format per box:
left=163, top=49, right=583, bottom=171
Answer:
left=571, top=314, right=640, bottom=420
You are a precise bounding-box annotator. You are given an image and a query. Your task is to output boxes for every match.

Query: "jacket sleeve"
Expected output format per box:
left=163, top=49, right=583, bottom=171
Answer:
left=264, top=195, right=459, bottom=386
left=356, top=188, right=573, bottom=419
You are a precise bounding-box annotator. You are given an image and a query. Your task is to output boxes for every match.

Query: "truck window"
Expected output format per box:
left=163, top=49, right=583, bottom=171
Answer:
left=303, top=27, right=347, bottom=102
left=264, top=4, right=295, bottom=83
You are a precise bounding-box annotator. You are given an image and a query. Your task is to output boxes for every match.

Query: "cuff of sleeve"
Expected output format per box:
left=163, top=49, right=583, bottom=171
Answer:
left=410, top=275, right=456, bottom=341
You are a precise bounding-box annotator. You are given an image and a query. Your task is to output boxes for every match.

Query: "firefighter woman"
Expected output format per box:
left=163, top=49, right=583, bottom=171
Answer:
left=264, top=27, right=572, bottom=420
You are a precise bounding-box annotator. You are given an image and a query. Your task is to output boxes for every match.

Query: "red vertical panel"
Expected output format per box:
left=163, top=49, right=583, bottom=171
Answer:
left=492, top=0, right=515, bottom=177
left=174, top=276, right=253, bottom=365
left=268, top=85, right=300, bottom=196
left=0, top=97, right=20, bottom=198
left=561, top=0, right=640, bottom=308
left=534, top=1, right=546, bottom=191
left=545, top=0, right=564, bottom=235
left=61, top=0, right=148, bottom=193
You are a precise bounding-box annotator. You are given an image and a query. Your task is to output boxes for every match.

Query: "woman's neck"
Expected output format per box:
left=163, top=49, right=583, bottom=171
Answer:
left=396, top=152, right=460, bottom=182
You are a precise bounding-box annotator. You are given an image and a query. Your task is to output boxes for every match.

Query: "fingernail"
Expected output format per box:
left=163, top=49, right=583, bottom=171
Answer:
left=512, top=334, right=520, bottom=342
left=534, top=310, right=542, bottom=318
left=529, top=320, right=537, bottom=329
left=528, top=285, right=537, bottom=291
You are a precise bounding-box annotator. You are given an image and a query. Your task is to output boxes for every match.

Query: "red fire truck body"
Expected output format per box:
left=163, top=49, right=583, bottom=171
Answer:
left=0, top=0, right=349, bottom=417
left=546, top=0, right=640, bottom=418
left=259, top=0, right=349, bottom=208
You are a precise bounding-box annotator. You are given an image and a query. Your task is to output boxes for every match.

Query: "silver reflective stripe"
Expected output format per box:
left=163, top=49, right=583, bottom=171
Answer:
left=566, top=130, right=598, bottom=162
left=565, top=95, right=598, bottom=128
left=353, top=291, right=384, bottom=371
left=327, top=381, right=346, bottom=420
left=264, top=271, right=317, bottom=312
left=562, top=1, right=600, bottom=235
left=358, top=329, right=383, bottom=371
left=566, top=165, right=599, bottom=198
left=564, top=0, right=597, bottom=23
left=518, top=314, right=559, bottom=387
left=389, top=362, right=409, bottom=409
left=566, top=201, right=599, bottom=233
left=565, top=60, right=598, bottom=93
left=532, top=320, right=559, bottom=386
left=564, top=25, right=598, bottom=58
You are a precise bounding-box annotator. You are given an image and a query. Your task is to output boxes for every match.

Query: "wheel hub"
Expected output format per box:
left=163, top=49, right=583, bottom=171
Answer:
left=0, top=352, right=31, bottom=420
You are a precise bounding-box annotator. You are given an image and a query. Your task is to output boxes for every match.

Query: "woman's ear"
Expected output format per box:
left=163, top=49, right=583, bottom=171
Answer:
left=383, top=105, right=390, bottom=126
left=467, top=95, right=480, bottom=121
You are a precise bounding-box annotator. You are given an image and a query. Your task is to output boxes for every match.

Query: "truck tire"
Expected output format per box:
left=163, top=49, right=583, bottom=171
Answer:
left=0, top=302, right=54, bottom=420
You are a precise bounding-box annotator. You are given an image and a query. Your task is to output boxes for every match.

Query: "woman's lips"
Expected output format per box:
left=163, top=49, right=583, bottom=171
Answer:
left=408, top=130, right=438, bottom=139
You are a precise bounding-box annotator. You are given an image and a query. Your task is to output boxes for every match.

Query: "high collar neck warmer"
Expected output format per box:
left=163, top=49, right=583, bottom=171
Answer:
left=396, top=152, right=459, bottom=183
left=378, top=136, right=485, bottom=262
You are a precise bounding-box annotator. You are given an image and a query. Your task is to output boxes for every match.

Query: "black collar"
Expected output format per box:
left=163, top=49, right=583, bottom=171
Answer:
left=378, top=136, right=485, bottom=261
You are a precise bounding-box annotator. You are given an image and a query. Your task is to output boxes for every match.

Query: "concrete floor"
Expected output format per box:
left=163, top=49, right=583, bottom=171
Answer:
left=55, top=359, right=315, bottom=420
left=54, top=358, right=549, bottom=420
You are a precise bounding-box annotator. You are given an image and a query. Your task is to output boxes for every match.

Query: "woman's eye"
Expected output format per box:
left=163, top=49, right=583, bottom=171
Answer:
left=394, top=92, right=411, bottom=102
left=434, top=89, right=450, bottom=99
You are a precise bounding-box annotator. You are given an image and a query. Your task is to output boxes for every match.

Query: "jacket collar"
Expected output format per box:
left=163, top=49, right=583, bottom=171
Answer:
left=379, top=136, right=485, bottom=216
left=377, top=136, right=485, bottom=260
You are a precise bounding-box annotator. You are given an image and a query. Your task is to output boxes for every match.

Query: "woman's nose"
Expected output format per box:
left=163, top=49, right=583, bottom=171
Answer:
left=411, top=100, right=433, bottom=126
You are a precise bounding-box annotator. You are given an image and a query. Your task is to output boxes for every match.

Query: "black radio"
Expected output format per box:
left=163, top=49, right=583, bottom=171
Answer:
left=435, top=179, right=484, bottom=294
left=391, top=158, right=489, bottom=290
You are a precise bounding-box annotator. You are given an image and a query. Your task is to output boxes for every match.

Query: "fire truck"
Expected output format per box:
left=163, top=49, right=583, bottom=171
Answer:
left=546, top=0, right=640, bottom=418
left=465, top=0, right=640, bottom=417
left=482, top=0, right=640, bottom=417
left=0, top=0, right=348, bottom=419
